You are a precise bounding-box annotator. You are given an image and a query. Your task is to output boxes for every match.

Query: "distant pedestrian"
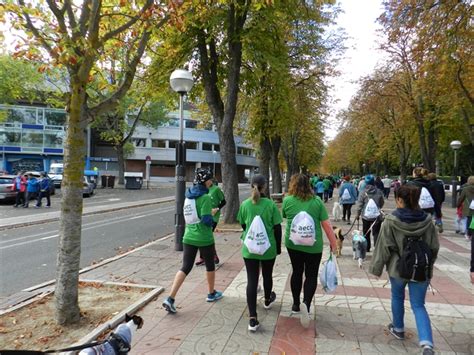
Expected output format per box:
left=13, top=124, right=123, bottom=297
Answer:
left=370, top=184, right=439, bottom=355
left=36, top=172, right=51, bottom=208
left=12, top=171, right=27, bottom=207
left=322, top=176, right=331, bottom=202
left=457, top=176, right=474, bottom=242
left=24, top=174, right=39, bottom=208
left=339, top=175, right=358, bottom=224
left=162, top=168, right=223, bottom=314
left=375, top=176, right=384, bottom=191
left=195, top=179, right=226, bottom=266
left=237, top=174, right=282, bottom=332
left=406, top=167, right=435, bottom=216
left=282, top=174, right=337, bottom=328
left=427, top=173, right=445, bottom=233
left=355, top=175, right=384, bottom=252
left=381, top=175, right=392, bottom=199
left=315, top=180, right=324, bottom=200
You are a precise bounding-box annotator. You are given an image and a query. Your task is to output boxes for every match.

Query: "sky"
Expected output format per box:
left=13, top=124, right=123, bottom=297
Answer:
left=325, top=0, right=386, bottom=141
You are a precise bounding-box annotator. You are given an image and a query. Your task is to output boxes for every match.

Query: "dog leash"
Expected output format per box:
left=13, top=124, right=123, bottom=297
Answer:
left=0, top=340, right=106, bottom=354
left=341, top=218, right=357, bottom=237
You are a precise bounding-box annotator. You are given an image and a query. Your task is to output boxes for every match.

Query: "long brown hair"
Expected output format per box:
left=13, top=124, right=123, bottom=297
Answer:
left=251, top=174, right=266, bottom=204
left=288, top=174, right=313, bottom=201
left=395, top=184, right=421, bottom=210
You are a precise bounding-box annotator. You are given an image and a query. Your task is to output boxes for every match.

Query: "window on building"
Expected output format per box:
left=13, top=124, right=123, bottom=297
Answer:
left=22, top=129, right=43, bottom=147
left=186, top=141, right=198, bottom=150
left=45, top=110, right=67, bottom=126
left=237, top=147, right=244, bottom=155
left=8, top=107, right=37, bottom=124
left=213, top=144, right=219, bottom=152
left=132, top=138, right=146, bottom=147
left=44, top=130, right=64, bottom=148
left=202, top=143, right=213, bottom=151
left=185, top=120, right=198, bottom=129
left=152, top=139, right=166, bottom=148
left=169, top=140, right=178, bottom=149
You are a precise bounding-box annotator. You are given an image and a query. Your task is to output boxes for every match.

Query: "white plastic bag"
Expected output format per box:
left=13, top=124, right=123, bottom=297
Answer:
left=454, top=217, right=467, bottom=234
left=183, top=198, right=200, bottom=224
left=469, top=199, right=474, bottom=210
left=244, top=215, right=271, bottom=255
left=290, top=211, right=316, bottom=246
left=319, top=254, right=338, bottom=293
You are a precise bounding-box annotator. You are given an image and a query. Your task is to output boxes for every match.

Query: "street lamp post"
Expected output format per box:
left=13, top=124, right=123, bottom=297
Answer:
left=450, top=140, right=462, bottom=208
left=170, top=69, right=194, bottom=251
left=212, top=150, right=217, bottom=176
left=362, top=163, right=366, bottom=175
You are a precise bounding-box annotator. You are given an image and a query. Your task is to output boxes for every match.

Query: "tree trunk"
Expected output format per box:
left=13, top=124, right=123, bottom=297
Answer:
left=259, top=136, right=271, bottom=195
left=270, top=136, right=282, bottom=193
left=55, top=80, right=86, bottom=325
left=116, top=144, right=125, bottom=185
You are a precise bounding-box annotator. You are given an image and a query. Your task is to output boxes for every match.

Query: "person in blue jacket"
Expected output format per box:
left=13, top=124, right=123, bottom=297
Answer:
left=36, top=172, right=51, bottom=208
left=24, top=174, right=39, bottom=208
left=339, top=175, right=358, bottom=225
left=315, top=180, right=325, bottom=200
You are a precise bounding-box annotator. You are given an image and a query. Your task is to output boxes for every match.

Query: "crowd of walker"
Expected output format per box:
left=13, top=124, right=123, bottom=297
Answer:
left=11, top=171, right=52, bottom=208
left=161, top=167, right=474, bottom=355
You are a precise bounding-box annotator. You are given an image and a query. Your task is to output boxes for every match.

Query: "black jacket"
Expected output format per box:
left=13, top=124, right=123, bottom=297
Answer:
left=406, top=177, right=435, bottom=214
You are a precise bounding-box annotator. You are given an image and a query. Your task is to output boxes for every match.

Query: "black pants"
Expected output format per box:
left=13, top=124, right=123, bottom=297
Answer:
left=24, top=191, right=35, bottom=207
left=244, top=258, right=275, bottom=318
left=36, top=190, right=51, bottom=207
left=342, top=203, right=353, bottom=220
left=362, top=218, right=382, bottom=252
left=15, top=191, right=25, bottom=206
left=199, top=222, right=218, bottom=259
left=288, top=249, right=322, bottom=312
left=316, top=193, right=323, bottom=200
left=383, top=187, right=390, bottom=198
left=181, top=243, right=215, bottom=275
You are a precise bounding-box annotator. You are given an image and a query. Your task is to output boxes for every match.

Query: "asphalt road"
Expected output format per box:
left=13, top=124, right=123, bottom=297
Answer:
left=0, top=202, right=176, bottom=298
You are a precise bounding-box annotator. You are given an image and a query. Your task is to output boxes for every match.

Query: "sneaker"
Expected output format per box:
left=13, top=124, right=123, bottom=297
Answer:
left=35, top=205, right=40, bottom=208
left=206, top=290, right=223, bottom=302
left=291, top=304, right=300, bottom=313
left=214, top=256, right=220, bottom=265
left=341, top=218, right=346, bottom=222
left=13, top=205, right=18, bottom=208
left=422, top=345, right=434, bottom=355
left=300, top=304, right=310, bottom=328
left=248, top=318, right=260, bottom=332
left=162, top=297, right=177, bottom=313
left=388, top=323, right=405, bottom=340
left=263, top=291, right=276, bottom=309
left=45, top=205, right=51, bottom=208
left=195, top=258, right=205, bottom=266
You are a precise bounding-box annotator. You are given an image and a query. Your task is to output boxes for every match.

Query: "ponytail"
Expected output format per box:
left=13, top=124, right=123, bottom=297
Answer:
left=251, top=185, right=261, bottom=204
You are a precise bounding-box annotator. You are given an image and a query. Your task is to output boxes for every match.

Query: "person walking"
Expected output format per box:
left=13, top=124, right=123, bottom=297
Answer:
left=237, top=174, right=282, bottom=332
left=282, top=174, right=337, bottom=328
left=195, top=178, right=226, bottom=266
left=427, top=173, right=445, bottom=233
left=406, top=167, right=435, bottom=216
left=375, top=176, right=385, bottom=191
left=36, top=172, right=51, bottom=208
left=457, top=176, right=474, bottom=240
left=322, top=176, right=331, bottom=202
left=12, top=171, right=26, bottom=207
left=162, top=168, right=223, bottom=314
left=355, top=175, right=385, bottom=252
left=369, top=184, right=439, bottom=355
left=24, top=174, right=39, bottom=208
left=315, top=179, right=324, bottom=200
left=339, top=175, right=358, bottom=225
left=382, top=175, right=392, bottom=199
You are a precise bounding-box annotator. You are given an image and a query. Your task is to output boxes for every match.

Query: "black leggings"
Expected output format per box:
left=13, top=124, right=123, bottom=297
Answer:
left=342, top=203, right=353, bottom=220
left=288, top=249, right=322, bottom=312
left=244, top=258, right=276, bottom=318
left=181, top=243, right=215, bottom=275
left=362, top=218, right=382, bottom=251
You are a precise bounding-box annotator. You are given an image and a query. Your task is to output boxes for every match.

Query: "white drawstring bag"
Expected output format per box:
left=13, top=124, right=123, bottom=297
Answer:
left=290, top=211, right=316, bottom=246
left=183, top=198, right=200, bottom=224
left=419, top=187, right=435, bottom=209
left=244, top=215, right=271, bottom=255
left=320, top=254, right=338, bottom=293
left=363, top=198, right=380, bottom=220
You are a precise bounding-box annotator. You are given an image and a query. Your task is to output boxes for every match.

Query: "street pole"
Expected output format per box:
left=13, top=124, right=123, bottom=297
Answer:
left=450, top=140, right=462, bottom=208
left=213, top=150, right=216, bottom=176
left=175, top=93, right=186, bottom=251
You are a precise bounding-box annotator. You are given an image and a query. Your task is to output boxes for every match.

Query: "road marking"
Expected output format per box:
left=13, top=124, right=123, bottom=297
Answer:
left=40, top=235, right=58, bottom=240
left=107, top=198, right=121, bottom=201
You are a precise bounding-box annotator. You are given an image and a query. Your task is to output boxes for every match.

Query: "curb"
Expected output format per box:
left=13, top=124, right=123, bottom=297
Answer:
left=0, top=197, right=174, bottom=231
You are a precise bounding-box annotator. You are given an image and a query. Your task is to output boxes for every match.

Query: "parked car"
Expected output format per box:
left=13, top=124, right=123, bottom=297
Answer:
left=0, top=175, right=17, bottom=201
left=83, top=177, right=94, bottom=197
left=23, top=171, right=56, bottom=196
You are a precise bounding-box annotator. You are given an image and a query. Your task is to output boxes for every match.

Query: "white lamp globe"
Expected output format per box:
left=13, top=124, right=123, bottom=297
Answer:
left=170, top=69, right=194, bottom=94
left=450, top=140, right=462, bottom=150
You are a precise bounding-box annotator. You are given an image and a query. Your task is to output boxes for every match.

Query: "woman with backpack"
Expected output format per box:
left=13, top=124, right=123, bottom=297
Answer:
left=282, top=174, right=337, bottom=328
left=355, top=175, right=385, bottom=252
left=237, top=174, right=282, bottom=332
left=338, top=175, right=358, bottom=225
left=369, top=184, right=439, bottom=355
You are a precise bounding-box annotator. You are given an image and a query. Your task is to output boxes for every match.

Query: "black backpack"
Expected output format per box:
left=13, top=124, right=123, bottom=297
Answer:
left=397, top=235, right=433, bottom=282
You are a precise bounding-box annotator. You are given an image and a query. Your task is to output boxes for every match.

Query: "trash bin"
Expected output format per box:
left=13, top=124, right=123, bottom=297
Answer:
left=124, top=172, right=143, bottom=189
left=101, top=174, right=115, bottom=188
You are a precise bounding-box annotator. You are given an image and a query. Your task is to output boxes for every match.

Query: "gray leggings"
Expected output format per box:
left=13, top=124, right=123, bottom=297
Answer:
left=181, top=243, right=215, bottom=275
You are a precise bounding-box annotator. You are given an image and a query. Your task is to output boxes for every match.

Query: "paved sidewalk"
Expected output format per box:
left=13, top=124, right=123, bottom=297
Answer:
left=2, top=191, right=471, bottom=354
left=74, top=195, right=472, bottom=354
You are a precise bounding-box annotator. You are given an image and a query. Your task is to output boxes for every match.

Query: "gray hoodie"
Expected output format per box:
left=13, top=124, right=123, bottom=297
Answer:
left=369, top=213, right=439, bottom=280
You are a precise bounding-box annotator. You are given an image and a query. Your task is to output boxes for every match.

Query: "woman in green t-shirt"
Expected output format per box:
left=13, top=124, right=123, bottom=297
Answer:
left=237, top=174, right=282, bottom=332
left=282, top=174, right=337, bottom=328
left=162, top=168, right=223, bottom=314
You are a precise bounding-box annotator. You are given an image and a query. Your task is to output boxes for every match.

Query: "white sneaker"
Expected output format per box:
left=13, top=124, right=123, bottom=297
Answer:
left=300, top=304, right=310, bottom=328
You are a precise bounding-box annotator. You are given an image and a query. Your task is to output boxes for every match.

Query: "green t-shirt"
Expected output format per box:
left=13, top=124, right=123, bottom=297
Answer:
left=237, top=197, right=283, bottom=260
left=183, top=194, right=214, bottom=247
left=322, top=178, right=331, bottom=190
left=208, top=184, right=225, bottom=223
left=282, top=195, right=328, bottom=254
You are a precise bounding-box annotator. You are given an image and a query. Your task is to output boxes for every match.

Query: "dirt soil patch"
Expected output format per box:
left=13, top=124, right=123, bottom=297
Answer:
left=0, top=281, right=151, bottom=351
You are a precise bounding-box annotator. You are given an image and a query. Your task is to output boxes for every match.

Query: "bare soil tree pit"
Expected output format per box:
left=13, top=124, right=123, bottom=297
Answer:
left=0, top=281, right=151, bottom=351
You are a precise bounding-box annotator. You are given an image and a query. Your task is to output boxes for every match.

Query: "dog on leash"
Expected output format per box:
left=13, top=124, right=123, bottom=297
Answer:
left=332, top=202, right=343, bottom=222
left=352, top=230, right=367, bottom=268
left=79, top=314, right=144, bottom=355
left=332, top=226, right=344, bottom=257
